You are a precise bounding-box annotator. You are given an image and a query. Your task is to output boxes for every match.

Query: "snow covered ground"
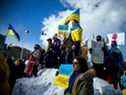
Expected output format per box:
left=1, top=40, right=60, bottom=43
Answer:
left=12, top=69, right=122, bottom=95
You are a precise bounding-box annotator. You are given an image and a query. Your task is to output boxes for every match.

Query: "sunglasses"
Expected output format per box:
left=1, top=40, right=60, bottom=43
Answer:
left=73, top=59, right=78, bottom=64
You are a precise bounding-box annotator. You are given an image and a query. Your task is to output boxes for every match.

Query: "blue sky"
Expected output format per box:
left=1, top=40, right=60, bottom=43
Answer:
left=0, top=0, right=64, bottom=50
left=1, top=0, right=126, bottom=52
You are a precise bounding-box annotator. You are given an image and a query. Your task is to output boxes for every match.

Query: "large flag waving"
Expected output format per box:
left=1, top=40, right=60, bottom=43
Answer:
left=65, top=8, right=80, bottom=24
left=6, top=24, right=20, bottom=41
left=58, top=8, right=82, bottom=41
left=65, top=8, right=82, bottom=42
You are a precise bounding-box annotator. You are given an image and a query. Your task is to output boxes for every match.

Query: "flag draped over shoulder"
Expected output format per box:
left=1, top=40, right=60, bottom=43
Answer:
left=6, top=24, right=20, bottom=41
left=70, top=22, right=82, bottom=42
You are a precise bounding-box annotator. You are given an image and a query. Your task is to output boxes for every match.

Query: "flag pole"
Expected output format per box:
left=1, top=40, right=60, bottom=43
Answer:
left=20, top=30, right=29, bottom=60
left=20, top=35, right=25, bottom=60
left=20, top=44, right=23, bottom=60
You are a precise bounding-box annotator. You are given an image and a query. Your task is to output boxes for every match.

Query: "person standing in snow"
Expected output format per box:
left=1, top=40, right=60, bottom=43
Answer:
left=109, top=41, right=124, bottom=89
left=90, top=35, right=105, bottom=78
left=24, top=44, right=42, bottom=77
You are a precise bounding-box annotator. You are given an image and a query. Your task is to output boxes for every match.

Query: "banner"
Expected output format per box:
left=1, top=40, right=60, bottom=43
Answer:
left=107, top=32, right=125, bottom=46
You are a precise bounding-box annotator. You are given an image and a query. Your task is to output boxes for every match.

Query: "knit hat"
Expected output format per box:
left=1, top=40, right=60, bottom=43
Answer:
left=111, top=33, right=117, bottom=42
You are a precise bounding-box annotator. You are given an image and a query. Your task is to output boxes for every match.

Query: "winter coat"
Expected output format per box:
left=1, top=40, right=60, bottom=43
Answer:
left=72, top=69, right=95, bottom=95
left=0, top=60, right=10, bottom=95
left=24, top=55, right=36, bottom=76
left=81, top=47, right=88, bottom=61
left=109, top=47, right=124, bottom=69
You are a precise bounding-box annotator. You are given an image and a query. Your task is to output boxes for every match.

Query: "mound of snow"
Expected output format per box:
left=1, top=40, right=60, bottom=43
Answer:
left=12, top=69, right=122, bottom=95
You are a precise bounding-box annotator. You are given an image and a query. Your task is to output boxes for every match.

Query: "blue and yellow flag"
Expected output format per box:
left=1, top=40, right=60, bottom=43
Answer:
left=65, top=8, right=80, bottom=24
left=58, top=24, right=69, bottom=38
left=65, top=8, right=82, bottom=42
left=58, top=8, right=83, bottom=41
left=71, top=28, right=82, bottom=42
left=6, top=24, right=20, bottom=41
left=53, top=74, right=69, bottom=89
left=58, top=24, right=68, bottom=33
left=70, top=22, right=82, bottom=42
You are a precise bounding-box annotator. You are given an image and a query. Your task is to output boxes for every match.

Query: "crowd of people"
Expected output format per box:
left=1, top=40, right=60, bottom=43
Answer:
left=0, top=33, right=126, bottom=95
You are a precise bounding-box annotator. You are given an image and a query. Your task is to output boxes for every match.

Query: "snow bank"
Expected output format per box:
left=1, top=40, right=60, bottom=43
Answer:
left=12, top=69, right=122, bottom=95
left=12, top=69, right=60, bottom=95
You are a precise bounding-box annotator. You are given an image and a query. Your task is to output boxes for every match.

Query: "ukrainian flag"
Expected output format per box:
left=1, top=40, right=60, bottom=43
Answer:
left=58, top=24, right=69, bottom=38
left=71, top=28, right=82, bottom=42
left=58, top=24, right=68, bottom=33
left=65, top=8, right=80, bottom=24
left=58, top=8, right=83, bottom=41
left=53, top=74, right=69, bottom=89
left=70, top=23, right=82, bottom=42
left=6, top=24, right=20, bottom=41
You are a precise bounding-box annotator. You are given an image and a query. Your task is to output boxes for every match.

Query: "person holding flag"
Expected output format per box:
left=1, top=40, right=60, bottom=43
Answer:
left=66, top=9, right=83, bottom=56
left=57, top=8, right=83, bottom=63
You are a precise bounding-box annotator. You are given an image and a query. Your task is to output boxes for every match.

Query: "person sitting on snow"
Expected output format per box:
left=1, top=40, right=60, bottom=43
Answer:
left=64, top=56, right=96, bottom=95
